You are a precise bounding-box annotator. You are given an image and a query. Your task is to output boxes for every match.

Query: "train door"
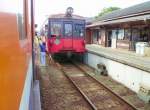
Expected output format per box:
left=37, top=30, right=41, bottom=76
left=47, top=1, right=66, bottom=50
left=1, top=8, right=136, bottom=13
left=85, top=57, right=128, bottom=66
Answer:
left=63, top=21, right=73, bottom=49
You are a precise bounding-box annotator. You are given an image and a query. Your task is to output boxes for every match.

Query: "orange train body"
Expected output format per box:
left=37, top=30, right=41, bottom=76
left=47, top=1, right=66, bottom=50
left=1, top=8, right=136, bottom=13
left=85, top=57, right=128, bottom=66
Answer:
left=0, top=0, right=34, bottom=110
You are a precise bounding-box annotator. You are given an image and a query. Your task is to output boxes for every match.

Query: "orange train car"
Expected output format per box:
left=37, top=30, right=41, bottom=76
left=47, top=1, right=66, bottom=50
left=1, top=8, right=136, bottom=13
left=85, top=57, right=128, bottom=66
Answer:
left=0, top=0, right=37, bottom=110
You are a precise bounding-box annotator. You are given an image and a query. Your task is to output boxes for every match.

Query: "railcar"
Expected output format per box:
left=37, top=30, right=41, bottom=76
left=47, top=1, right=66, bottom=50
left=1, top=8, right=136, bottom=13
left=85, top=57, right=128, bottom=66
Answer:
left=41, top=7, right=86, bottom=55
left=0, top=0, right=35, bottom=110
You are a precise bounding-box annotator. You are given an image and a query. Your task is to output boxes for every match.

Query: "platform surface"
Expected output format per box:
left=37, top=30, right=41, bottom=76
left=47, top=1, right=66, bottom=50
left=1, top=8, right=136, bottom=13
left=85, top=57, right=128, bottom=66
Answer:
left=86, top=44, right=150, bottom=73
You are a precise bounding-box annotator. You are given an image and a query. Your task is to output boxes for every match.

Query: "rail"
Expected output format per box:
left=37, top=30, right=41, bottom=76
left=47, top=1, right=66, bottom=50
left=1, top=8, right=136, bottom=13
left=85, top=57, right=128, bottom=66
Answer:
left=48, top=55, right=138, bottom=110
left=72, top=61, right=138, bottom=110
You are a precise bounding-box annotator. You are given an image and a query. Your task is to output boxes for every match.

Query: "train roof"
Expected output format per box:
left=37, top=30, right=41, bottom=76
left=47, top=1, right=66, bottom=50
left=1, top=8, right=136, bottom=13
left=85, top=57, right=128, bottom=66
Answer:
left=48, top=13, right=85, bottom=20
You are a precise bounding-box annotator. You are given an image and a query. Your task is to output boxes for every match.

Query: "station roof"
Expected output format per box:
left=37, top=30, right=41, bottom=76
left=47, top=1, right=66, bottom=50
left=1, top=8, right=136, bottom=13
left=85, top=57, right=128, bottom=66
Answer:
left=87, top=1, right=150, bottom=28
left=49, top=13, right=85, bottom=20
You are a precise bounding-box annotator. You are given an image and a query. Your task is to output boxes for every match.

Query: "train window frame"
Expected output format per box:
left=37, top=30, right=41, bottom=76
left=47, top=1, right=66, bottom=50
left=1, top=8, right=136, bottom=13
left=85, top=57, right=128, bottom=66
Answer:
left=74, top=24, right=84, bottom=38
left=50, top=21, right=62, bottom=37
left=17, top=14, right=26, bottom=40
left=64, top=22, right=73, bottom=37
left=17, top=0, right=27, bottom=40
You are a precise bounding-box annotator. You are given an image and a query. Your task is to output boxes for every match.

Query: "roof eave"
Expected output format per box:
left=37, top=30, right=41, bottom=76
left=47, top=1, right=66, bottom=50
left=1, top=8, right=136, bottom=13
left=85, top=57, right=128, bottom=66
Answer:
left=86, top=11, right=150, bottom=28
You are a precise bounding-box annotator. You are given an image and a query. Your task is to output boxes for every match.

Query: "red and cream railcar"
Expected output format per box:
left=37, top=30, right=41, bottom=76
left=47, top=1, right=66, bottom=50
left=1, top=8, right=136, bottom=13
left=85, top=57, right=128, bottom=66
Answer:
left=42, top=8, right=86, bottom=55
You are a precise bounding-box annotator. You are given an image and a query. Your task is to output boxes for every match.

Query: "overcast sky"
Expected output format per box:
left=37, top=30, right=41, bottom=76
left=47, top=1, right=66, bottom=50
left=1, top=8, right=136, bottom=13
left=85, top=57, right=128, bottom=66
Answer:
left=1, top=0, right=149, bottom=28
left=35, top=0, right=150, bottom=28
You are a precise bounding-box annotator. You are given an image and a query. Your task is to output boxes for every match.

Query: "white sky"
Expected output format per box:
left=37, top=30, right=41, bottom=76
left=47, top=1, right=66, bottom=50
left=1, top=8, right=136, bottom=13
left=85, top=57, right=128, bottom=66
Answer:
left=35, top=0, right=150, bottom=28
left=0, top=0, right=22, bottom=13
left=1, top=0, right=149, bottom=28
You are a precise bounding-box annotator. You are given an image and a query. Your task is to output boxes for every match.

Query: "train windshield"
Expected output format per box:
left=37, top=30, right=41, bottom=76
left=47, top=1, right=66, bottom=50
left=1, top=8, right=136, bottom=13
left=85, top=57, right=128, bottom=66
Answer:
left=74, top=24, right=84, bottom=37
left=51, top=22, right=62, bottom=37
left=64, top=23, right=72, bottom=37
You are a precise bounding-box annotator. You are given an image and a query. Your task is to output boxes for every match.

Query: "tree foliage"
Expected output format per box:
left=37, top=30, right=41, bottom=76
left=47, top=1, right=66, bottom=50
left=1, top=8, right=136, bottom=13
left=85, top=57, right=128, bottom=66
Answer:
left=95, top=7, right=121, bottom=19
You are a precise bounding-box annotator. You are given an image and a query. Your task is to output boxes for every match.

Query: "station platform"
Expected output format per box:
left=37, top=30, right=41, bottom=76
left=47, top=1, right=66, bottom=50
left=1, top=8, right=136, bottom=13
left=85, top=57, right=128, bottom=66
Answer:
left=86, top=44, right=150, bottom=73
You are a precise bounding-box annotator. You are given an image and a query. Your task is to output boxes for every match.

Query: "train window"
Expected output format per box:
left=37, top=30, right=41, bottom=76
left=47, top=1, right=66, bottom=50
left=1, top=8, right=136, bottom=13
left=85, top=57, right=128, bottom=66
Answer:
left=17, top=14, right=26, bottom=40
left=51, top=22, right=62, bottom=37
left=64, top=23, right=72, bottom=37
left=74, top=24, right=84, bottom=37
left=17, top=0, right=27, bottom=40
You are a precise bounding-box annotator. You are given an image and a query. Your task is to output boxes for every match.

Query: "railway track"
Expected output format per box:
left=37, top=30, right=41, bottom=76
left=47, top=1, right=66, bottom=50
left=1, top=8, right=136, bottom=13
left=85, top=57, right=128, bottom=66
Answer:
left=57, top=61, right=138, bottom=110
left=40, top=56, right=94, bottom=110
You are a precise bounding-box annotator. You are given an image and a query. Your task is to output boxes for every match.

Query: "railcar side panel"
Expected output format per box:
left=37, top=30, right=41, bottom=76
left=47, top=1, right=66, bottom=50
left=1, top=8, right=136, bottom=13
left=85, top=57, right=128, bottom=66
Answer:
left=0, top=0, right=34, bottom=109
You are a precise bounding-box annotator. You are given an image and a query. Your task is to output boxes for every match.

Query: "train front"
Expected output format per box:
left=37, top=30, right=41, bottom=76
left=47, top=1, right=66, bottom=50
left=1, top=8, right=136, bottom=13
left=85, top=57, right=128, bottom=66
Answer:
left=47, top=7, right=86, bottom=55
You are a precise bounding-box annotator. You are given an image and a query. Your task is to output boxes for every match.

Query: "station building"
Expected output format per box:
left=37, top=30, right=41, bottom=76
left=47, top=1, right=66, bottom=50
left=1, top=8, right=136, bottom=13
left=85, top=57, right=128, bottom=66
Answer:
left=84, top=1, right=150, bottom=96
left=86, top=1, right=150, bottom=51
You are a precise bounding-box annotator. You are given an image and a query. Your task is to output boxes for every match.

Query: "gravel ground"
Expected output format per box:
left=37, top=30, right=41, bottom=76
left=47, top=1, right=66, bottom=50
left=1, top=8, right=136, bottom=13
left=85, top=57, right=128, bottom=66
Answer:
left=39, top=62, right=92, bottom=110
left=76, top=62, right=150, bottom=110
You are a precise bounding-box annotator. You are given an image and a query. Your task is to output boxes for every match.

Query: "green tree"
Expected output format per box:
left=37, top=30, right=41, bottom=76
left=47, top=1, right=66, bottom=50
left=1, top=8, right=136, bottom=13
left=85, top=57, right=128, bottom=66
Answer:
left=95, top=7, right=121, bottom=19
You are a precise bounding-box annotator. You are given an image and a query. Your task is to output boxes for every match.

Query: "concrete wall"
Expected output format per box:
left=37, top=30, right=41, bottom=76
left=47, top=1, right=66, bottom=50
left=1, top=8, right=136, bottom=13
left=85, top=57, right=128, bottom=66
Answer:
left=84, top=53, right=150, bottom=93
